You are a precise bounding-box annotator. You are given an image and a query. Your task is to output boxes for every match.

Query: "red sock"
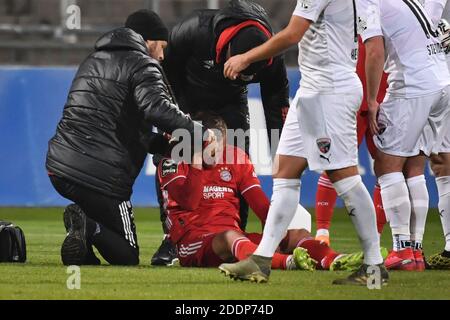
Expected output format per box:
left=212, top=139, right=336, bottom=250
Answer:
left=316, top=174, right=338, bottom=231
left=373, top=184, right=387, bottom=234
left=232, top=237, right=289, bottom=270
left=298, top=238, right=339, bottom=270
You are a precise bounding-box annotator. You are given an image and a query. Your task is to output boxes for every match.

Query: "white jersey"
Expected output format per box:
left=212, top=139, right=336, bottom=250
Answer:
left=423, top=0, right=448, bottom=25
left=293, top=0, right=361, bottom=93
left=358, top=0, right=450, bottom=98
left=424, top=0, right=450, bottom=68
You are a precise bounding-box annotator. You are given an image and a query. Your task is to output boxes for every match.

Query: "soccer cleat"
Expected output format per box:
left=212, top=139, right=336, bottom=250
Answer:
left=151, top=237, right=179, bottom=266
left=292, top=247, right=317, bottom=271
left=315, top=234, right=330, bottom=246
left=330, top=247, right=389, bottom=272
left=61, top=204, right=88, bottom=265
left=427, top=252, right=450, bottom=270
left=332, top=263, right=389, bottom=286
left=219, top=255, right=272, bottom=283
left=385, top=248, right=416, bottom=271
left=413, top=249, right=425, bottom=272
left=63, top=204, right=73, bottom=232
left=63, top=204, right=100, bottom=265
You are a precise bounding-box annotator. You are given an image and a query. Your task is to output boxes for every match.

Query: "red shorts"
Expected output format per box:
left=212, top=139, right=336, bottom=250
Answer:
left=175, top=228, right=263, bottom=268
left=356, top=109, right=377, bottom=159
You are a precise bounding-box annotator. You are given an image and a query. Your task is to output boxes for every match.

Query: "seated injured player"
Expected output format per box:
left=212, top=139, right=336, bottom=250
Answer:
left=156, top=112, right=374, bottom=271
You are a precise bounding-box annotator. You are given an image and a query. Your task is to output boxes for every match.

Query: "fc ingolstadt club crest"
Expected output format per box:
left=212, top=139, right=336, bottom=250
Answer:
left=316, top=138, right=331, bottom=154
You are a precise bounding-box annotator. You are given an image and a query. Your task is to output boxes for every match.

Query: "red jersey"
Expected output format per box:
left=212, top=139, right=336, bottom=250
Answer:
left=158, top=146, right=261, bottom=243
left=356, top=37, right=388, bottom=112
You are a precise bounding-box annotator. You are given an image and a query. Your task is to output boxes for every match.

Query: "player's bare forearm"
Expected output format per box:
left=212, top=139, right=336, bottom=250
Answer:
left=224, top=16, right=310, bottom=79
left=364, top=36, right=385, bottom=135
left=246, top=16, right=310, bottom=63
left=364, top=36, right=385, bottom=104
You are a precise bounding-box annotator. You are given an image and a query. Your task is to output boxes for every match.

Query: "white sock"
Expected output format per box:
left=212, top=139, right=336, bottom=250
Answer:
left=254, top=178, right=301, bottom=258
left=436, top=176, right=450, bottom=252
left=379, top=172, right=411, bottom=251
left=333, top=175, right=383, bottom=265
left=407, top=175, right=429, bottom=250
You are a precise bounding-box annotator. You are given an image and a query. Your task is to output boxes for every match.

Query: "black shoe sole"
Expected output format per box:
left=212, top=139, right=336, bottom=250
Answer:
left=61, top=234, right=87, bottom=265
left=61, top=205, right=87, bottom=265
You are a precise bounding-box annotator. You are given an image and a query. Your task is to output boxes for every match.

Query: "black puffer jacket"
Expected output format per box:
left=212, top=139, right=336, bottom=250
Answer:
left=164, top=0, right=289, bottom=137
left=46, top=28, right=199, bottom=199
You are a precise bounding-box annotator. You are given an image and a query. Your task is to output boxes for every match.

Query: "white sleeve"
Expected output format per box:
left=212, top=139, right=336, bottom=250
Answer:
left=357, top=0, right=383, bottom=42
left=424, top=0, right=448, bottom=26
left=292, top=0, right=330, bottom=23
left=445, top=1, right=450, bottom=20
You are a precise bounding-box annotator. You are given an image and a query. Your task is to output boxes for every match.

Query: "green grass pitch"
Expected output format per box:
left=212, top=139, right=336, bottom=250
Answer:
left=0, top=207, right=449, bottom=300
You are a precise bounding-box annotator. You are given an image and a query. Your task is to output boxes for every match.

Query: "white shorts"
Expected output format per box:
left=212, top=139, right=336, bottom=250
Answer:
left=374, top=86, right=450, bottom=157
left=277, top=89, right=362, bottom=171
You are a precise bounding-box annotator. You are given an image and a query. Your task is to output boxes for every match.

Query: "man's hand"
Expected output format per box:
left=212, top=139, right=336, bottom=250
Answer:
left=368, top=100, right=380, bottom=136
left=223, top=54, right=250, bottom=80
left=192, top=129, right=217, bottom=169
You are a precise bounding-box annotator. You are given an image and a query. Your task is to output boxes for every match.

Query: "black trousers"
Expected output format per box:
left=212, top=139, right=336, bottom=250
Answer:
left=154, top=103, right=250, bottom=233
left=50, top=175, right=139, bottom=265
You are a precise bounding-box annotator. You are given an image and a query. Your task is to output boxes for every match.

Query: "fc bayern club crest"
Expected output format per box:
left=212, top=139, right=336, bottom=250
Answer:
left=219, top=167, right=232, bottom=182
left=316, top=138, right=331, bottom=154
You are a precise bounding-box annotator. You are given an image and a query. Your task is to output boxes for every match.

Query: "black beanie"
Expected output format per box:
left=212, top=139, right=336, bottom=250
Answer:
left=230, top=26, right=269, bottom=75
left=125, top=9, right=168, bottom=41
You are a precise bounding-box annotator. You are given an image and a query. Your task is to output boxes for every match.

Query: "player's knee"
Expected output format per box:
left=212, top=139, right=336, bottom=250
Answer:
left=403, top=155, right=426, bottom=178
left=280, top=229, right=310, bottom=253
left=272, top=155, right=307, bottom=179
left=211, top=231, right=238, bottom=262
left=374, top=152, right=407, bottom=176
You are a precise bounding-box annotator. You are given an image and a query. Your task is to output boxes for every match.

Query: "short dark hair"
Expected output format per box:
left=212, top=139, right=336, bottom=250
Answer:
left=192, top=112, right=227, bottom=136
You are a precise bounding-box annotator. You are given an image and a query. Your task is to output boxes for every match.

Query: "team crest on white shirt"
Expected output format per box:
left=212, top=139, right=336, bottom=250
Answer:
left=218, top=167, right=232, bottom=182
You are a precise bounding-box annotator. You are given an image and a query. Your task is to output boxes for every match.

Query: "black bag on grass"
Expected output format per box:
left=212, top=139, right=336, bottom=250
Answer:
left=0, top=221, right=26, bottom=263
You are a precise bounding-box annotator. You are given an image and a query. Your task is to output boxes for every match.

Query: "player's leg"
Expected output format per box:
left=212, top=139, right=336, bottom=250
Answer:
left=150, top=154, right=178, bottom=266
left=373, top=184, right=386, bottom=235
left=314, top=108, right=372, bottom=245
left=403, top=155, right=428, bottom=271
left=214, top=230, right=311, bottom=271
left=365, top=115, right=387, bottom=236
left=50, top=175, right=139, bottom=265
left=327, top=166, right=384, bottom=268
left=375, top=94, right=437, bottom=271
left=315, top=173, right=336, bottom=245
left=426, top=85, right=450, bottom=269
left=429, top=150, right=450, bottom=269
left=270, top=230, right=387, bottom=272
left=297, top=90, right=385, bottom=285
left=376, top=150, right=415, bottom=270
